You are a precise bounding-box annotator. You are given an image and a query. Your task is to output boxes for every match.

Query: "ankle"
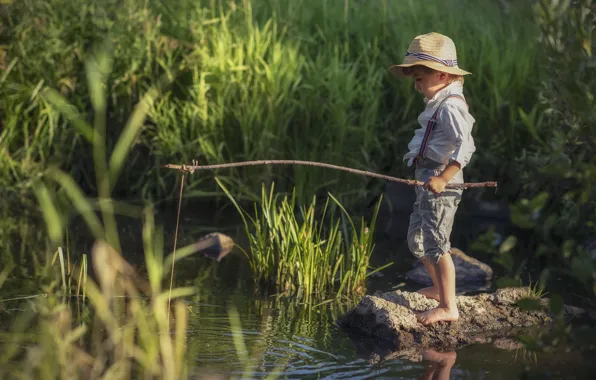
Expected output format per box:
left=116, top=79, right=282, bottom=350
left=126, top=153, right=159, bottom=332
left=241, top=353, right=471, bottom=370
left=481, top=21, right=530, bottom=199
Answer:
left=439, top=303, right=458, bottom=312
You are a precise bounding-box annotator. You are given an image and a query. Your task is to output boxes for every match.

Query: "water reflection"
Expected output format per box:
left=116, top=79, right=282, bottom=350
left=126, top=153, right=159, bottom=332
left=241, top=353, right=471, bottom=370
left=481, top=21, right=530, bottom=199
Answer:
left=183, top=274, right=596, bottom=379
left=418, top=349, right=456, bottom=380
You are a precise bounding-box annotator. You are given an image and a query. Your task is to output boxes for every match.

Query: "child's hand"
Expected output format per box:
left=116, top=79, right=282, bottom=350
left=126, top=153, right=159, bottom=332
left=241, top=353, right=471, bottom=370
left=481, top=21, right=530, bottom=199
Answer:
left=424, top=176, right=447, bottom=194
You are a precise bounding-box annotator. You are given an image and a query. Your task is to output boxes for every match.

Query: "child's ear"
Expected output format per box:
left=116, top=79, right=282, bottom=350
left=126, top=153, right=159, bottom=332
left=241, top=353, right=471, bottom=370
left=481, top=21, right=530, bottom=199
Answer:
left=438, top=71, right=449, bottom=80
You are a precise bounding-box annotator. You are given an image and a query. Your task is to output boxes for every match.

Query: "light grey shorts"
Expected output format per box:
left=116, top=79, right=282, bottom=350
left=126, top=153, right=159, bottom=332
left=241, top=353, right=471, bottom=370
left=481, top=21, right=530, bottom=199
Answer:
left=407, top=158, right=463, bottom=264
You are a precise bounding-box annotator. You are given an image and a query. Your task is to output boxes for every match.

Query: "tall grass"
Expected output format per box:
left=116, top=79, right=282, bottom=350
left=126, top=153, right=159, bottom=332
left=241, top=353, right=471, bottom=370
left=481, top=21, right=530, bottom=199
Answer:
left=0, top=36, right=286, bottom=378
left=1, top=0, right=541, bottom=207
left=0, top=237, right=192, bottom=379
left=218, top=180, right=390, bottom=302
left=0, top=36, right=200, bottom=378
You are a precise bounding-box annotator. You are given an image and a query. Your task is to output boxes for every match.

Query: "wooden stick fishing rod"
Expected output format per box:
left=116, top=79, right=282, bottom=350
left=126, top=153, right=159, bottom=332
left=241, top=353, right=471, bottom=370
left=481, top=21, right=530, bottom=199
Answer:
left=164, top=159, right=496, bottom=317
left=162, top=159, right=497, bottom=190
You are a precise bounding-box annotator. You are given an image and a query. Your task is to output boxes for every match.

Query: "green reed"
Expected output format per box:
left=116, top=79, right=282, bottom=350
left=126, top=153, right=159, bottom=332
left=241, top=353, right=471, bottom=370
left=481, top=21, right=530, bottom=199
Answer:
left=217, top=179, right=390, bottom=302
left=2, top=0, right=540, bottom=207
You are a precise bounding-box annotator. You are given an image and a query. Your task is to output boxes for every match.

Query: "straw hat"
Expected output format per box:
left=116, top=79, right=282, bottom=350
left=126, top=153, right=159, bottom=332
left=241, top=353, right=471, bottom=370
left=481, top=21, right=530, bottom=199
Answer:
left=389, top=32, right=472, bottom=77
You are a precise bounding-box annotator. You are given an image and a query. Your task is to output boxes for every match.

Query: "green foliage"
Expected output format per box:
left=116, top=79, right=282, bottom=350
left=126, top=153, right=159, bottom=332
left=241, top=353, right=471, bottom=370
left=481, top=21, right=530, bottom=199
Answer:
left=514, top=0, right=596, bottom=291
left=466, top=0, right=596, bottom=355
left=472, top=0, right=595, bottom=294
left=1, top=39, right=188, bottom=378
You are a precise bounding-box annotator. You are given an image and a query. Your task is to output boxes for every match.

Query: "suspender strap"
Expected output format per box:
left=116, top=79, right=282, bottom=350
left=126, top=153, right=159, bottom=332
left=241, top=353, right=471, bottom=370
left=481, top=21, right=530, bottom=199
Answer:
left=416, top=94, right=468, bottom=160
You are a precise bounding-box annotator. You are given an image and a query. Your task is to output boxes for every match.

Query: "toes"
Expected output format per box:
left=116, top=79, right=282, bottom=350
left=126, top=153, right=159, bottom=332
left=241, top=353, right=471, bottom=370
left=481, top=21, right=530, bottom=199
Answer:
left=416, top=313, right=430, bottom=324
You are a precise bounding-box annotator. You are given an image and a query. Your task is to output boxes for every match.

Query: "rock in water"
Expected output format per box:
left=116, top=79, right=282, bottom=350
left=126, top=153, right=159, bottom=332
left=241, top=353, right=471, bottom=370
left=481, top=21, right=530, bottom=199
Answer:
left=338, top=287, right=583, bottom=357
left=406, top=248, right=493, bottom=293
left=193, top=232, right=235, bottom=261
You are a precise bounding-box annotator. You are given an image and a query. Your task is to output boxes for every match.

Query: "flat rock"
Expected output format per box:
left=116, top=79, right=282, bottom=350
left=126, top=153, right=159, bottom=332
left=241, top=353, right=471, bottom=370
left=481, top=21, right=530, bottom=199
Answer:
left=406, top=248, right=493, bottom=293
left=338, top=287, right=583, bottom=357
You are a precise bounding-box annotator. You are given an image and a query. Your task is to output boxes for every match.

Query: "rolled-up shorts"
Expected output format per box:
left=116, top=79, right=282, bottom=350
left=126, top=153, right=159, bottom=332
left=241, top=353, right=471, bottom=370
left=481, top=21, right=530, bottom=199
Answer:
left=407, top=157, right=463, bottom=264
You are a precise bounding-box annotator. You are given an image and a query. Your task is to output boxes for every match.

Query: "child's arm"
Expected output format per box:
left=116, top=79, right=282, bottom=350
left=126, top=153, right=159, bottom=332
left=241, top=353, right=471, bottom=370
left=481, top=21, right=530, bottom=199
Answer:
left=425, top=161, right=461, bottom=194
left=439, top=161, right=461, bottom=182
left=425, top=102, right=474, bottom=194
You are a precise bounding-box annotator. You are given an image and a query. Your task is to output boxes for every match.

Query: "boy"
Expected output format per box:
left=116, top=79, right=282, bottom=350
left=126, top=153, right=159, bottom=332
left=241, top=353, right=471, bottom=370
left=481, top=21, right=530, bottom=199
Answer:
left=389, top=32, right=476, bottom=325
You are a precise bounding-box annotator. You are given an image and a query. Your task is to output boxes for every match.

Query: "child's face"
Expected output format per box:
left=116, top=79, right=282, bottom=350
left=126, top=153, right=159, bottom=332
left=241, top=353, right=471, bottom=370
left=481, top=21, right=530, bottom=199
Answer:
left=407, top=66, right=449, bottom=99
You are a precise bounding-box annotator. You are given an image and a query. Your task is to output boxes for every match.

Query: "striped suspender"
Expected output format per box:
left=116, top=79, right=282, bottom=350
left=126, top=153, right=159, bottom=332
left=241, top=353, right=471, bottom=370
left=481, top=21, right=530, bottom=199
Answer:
left=416, top=94, right=468, bottom=160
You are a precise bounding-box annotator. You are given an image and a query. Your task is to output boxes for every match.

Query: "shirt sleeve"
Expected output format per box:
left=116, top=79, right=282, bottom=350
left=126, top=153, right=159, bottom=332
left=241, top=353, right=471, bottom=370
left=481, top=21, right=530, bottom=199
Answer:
left=438, top=102, right=476, bottom=169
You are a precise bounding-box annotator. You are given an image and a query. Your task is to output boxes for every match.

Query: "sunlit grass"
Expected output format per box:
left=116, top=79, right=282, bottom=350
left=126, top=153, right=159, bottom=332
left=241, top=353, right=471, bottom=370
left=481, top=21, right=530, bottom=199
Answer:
left=1, top=0, right=541, bottom=206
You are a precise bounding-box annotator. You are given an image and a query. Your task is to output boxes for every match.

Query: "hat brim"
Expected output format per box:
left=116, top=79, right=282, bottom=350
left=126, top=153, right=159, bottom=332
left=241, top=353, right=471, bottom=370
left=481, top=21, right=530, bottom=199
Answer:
left=389, top=61, right=472, bottom=77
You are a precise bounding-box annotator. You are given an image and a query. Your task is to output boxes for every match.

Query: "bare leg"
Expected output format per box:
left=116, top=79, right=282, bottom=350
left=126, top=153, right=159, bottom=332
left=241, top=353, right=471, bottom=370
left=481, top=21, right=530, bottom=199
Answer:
left=417, top=258, right=441, bottom=301
left=418, top=362, right=437, bottom=380
left=417, top=253, right=459, bottom=325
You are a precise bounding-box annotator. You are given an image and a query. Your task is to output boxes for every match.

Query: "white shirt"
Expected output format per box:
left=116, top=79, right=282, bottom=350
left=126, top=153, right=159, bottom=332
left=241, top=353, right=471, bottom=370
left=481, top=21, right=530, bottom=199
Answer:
left=403, top=82, right=476, bottom=169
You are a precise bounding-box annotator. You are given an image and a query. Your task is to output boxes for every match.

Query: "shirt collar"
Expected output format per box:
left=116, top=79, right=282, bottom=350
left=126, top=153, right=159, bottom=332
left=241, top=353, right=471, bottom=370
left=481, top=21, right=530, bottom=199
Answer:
left=423, top=82, right=464, bottom=104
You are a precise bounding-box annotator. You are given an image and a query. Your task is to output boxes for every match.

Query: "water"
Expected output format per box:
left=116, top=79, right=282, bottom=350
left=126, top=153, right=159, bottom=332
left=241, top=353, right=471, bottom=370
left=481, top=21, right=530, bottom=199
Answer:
left=170, top=253, right=596, bottom=380
left=2, top=206, right=595, bottom=379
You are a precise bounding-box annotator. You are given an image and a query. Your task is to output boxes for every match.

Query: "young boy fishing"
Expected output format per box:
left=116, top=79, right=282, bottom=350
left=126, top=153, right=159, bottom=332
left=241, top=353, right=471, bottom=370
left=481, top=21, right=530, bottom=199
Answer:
left=389, top=32, right=476, bottom=325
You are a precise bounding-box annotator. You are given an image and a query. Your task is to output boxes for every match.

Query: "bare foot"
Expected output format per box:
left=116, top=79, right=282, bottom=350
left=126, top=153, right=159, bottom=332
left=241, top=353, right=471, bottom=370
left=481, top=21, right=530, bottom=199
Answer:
left=416, top=286, right=440, bottom=301
left=416, top=306, right=459, bottom=325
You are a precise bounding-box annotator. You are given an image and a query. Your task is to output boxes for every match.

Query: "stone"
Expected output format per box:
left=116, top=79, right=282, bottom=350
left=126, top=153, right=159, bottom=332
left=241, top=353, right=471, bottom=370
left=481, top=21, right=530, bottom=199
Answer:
left=193, top=232, right=235, bottom=261
left=338, top=287, right=584, bottom=358
left=406, top=248, right=493, bottom=293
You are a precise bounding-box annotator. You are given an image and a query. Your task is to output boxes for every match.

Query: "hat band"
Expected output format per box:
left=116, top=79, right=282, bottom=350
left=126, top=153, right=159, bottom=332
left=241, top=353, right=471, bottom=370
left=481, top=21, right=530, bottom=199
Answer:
left=405, top=51, right=458, bottom=67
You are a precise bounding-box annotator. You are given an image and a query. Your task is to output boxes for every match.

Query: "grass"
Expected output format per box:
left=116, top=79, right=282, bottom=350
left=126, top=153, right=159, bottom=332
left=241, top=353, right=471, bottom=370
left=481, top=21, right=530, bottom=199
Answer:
left=217, top=179, right=392, bottom=302
left=1, top=0, right=542, bottom=207
left=0, top=36, right=293, bottom=378
left=0, top=37, right=198, bottom=378
left=0, top=238, right=193, bottom=380
left=0, top=27, right=379, bottom=376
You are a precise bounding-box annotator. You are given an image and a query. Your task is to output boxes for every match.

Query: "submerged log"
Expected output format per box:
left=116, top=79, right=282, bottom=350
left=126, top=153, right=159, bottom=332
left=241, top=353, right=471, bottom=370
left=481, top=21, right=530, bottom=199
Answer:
left=338, top=287, right=584, bottom=357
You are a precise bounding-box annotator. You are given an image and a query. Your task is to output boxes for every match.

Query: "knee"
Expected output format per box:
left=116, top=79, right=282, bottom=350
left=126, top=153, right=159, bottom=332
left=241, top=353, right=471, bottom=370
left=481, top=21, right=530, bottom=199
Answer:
left=424, top=247, right=446, bottom=264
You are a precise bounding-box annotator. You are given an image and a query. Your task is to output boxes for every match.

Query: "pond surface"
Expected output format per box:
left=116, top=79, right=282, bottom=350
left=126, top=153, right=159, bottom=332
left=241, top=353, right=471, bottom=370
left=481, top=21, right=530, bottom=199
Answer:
left=175, top=263, right=593, bottom=379
left=170, top=250, right=595, bottom=380
left=2, top=204, right=595, bottom=379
